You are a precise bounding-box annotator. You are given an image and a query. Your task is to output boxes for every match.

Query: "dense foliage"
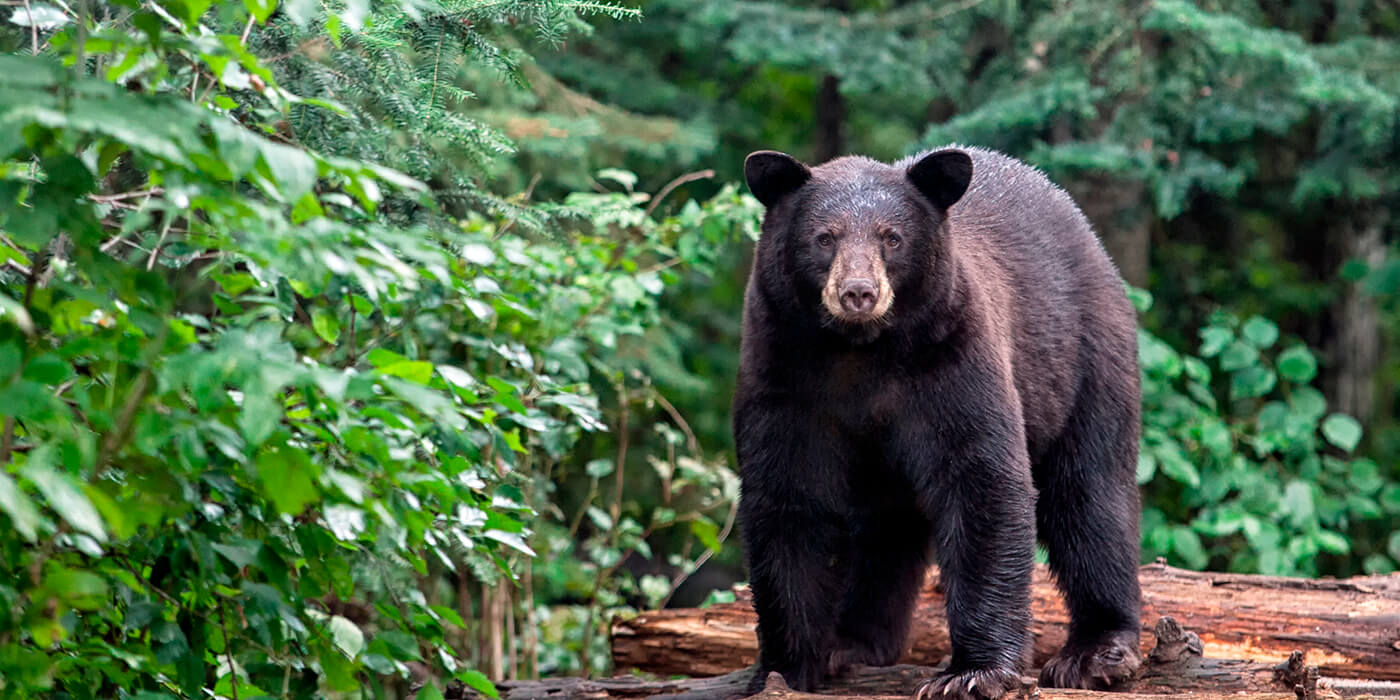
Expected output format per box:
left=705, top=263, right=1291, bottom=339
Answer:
left=0, top=0, right=1397, bottom=698
left=0, top=0, right=750, bottom=695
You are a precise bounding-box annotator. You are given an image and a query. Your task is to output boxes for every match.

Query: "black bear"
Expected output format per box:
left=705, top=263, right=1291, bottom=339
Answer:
left=734, top=146, right=1142, bottom=700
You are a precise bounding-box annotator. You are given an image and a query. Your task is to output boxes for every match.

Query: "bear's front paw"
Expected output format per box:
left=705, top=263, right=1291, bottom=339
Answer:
left=1039, top=630, right=1141, bottom=689
left=745, top=665, right=822, bottom=696
left=912, top=666, right=1020, bottom=700
left=827, top=638, right=903, bottom=676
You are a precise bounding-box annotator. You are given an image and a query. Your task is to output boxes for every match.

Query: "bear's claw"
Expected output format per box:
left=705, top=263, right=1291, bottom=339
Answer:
left=913, top=666, right=1020, bottom=700
left=1038, top=631, right=1141, bottom=689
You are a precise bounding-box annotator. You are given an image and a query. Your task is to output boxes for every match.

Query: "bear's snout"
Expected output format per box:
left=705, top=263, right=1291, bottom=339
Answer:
left=839, top=279, right=878, bottom=314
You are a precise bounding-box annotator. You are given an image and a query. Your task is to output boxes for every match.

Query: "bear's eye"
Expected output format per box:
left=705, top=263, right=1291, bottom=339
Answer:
left=884, top=232, right=902, bottom=249
left=816, top=233, right=835, bottom=248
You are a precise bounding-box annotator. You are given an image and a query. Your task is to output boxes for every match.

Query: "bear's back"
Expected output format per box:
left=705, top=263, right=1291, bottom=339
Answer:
left=912, top=146, right=1136, bottom=456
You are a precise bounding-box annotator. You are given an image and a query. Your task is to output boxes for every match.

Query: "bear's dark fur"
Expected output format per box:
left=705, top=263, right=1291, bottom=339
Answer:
left=734, top=146, right=1142, bottom=700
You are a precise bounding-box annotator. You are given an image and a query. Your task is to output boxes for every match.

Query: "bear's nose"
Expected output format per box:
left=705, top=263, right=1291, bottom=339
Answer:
left=839, top=279, right=878, bottom=314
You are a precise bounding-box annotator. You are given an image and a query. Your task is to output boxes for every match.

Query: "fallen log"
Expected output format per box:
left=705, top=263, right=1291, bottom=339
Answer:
left=467, top=616, right=1392, bottom=700
left=740, top=671, right=1315, bottom=700
left=611, top=563, right=1400, bottom=681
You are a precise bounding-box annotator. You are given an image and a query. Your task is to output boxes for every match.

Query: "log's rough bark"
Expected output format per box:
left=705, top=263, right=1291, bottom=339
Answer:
left=610, top=563, right=1400, bottom=681
left=439, top=613, right=1400, bottom=700
left=458, top=615, right=1397, bottom=699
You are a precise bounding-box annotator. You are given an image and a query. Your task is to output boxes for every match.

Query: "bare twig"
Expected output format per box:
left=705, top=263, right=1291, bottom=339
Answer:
left=219, top=603, right=240, bottom=700
left=239, top=13, right=255, bottom=45
left=658, top=494, right=739, bottom=609
left=90, top=188, right=164, bottom=203
left=146, top=214, right=173, bottom=270
left=650, top=389, right=698, bottom=453
left=23, top=0, right=38, bottom=54
left=644, top=169, right=714, bottom=218
left=495, top=173, right=542, bottom=239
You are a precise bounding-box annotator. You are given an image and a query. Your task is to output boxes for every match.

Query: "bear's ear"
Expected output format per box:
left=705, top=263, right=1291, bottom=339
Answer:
left=745, top=151, right=811, bottom=207
left=907, top=149, right=973, bottom=210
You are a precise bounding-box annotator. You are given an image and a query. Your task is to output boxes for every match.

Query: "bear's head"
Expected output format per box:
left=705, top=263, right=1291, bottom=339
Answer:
left=744, top=148, right=973, bottom=342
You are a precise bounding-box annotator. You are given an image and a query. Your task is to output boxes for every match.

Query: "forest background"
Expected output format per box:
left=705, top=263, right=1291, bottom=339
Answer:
left=1, top=0, right=1398, bottom=697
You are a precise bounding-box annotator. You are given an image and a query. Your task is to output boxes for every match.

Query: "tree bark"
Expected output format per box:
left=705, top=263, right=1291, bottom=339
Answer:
left=1063, top=176, right=1151, bottom=288
left=1327, top=204, right=1389, bottom=425
left=814, top=73, right=845, bottom=163
left=611, top=563, right=1400, bottom=681
left=450, top=615, right=1388, bottom=699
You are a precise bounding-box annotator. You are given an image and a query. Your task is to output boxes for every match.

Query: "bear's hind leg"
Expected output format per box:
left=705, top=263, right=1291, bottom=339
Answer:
left=828, top=508, right=932, bottom=675
left=1035, top=379, right=1143, bottom=689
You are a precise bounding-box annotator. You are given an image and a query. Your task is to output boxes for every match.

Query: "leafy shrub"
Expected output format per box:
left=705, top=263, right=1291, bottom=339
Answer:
left=1135, top=289, right=1399, bottom=575
left=0, top=0, right=749, bottom=695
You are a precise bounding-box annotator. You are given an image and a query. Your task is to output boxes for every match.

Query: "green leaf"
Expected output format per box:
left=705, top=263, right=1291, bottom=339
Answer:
left=1218, top=341, right=1259, bottom=371
left=596, top=168, right=638, bottom=191
left=417, top=686, right=446, bottom=700
left=585, top=458, right=614, bottom=479
left=0, top=471, right=41, bottom=541
left=378, top=360, right=434, bottom=385
left=1380, top=484, right=1400, bottom=514
left=366, top=348, right=407, bottom=367
left=1320, top=414, right=1362, bottom=452
left=1362, top=554, right=1395, bottom=574
left=1240, top=316, right=1279, bottom=348
left=1198, top=326, right=1232, bottom=357
left=242, top=0, right=278, bottom=23
left=239, top=389, right=281, bottom=447
left=259, top=142, right=317, bottom=201
left=1155, top=443, right=1200, bottom=488
left=1135, top=452, right=1156, bottom=485
left=1313, top=530, right=1350, bottom=554
left=257, top=446, right=318, bottom=515
left=44, top=566, right=109, bottom=610
left=212, top=540, right=262, bottom=569
left=24, top=457, right=107, bottom=543
left=1390, top=531, right=1400, bottom=563
left=320, top=645, right=359, bottom=692
left=690, top=517, right=722, bottom=553
left=1347, top=459, right=1383, bottom=494
left=1125, top=286, right=1153, bottom=313
left=329, top=614, right=365, bottom=658
left=312, top=311, right=340, bottom=344
left=1276, top=346, right=1317, bottom=383
left=1171, top=526, right=1208, bottom=569
left=1282, top=480, right=1315, bottom=524
left=483, top=530, right=535, bottom=557
left=1230, top=366, right=1276, bottom=400
left=456, top=670, right=500, bottom=699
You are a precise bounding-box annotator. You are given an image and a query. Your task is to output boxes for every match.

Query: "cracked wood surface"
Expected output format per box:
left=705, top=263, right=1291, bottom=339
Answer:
left=610, top=563, right=1400, bottom=681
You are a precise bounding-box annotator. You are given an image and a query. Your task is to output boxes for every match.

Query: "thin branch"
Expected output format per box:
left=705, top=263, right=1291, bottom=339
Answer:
left=146, top=214, right=173, bottom=270
left=644, top=169, right=714, bottom=218
left=90, top=188, right=164, bottom=202
left=219, top=603, right=240, bottom=700
left=23, top=0, right=38, bottom=54
left=239, top=13, right=255, bottom=45
left=495, top=173, right=542, bottom=239
left=658, top=495, right=739, bottom=610
left=650, top=389, right=698, bottom=453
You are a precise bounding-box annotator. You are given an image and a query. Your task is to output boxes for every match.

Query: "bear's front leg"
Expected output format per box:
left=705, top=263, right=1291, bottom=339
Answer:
left=734, top=399, right=852, bottom=695
left=740, top=494, right=848, bottom=694
left=897, top=385, right=1037, bottom=700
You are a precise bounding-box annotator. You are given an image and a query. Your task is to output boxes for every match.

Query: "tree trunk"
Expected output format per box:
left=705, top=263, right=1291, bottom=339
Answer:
left=1328, top=204, right=1388, bottom=425
left=814, top=73, right=845, bottom=163
left=1064, top=175, right=1152, bottom=288
left=610, top=563, right=1400, bottom=681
